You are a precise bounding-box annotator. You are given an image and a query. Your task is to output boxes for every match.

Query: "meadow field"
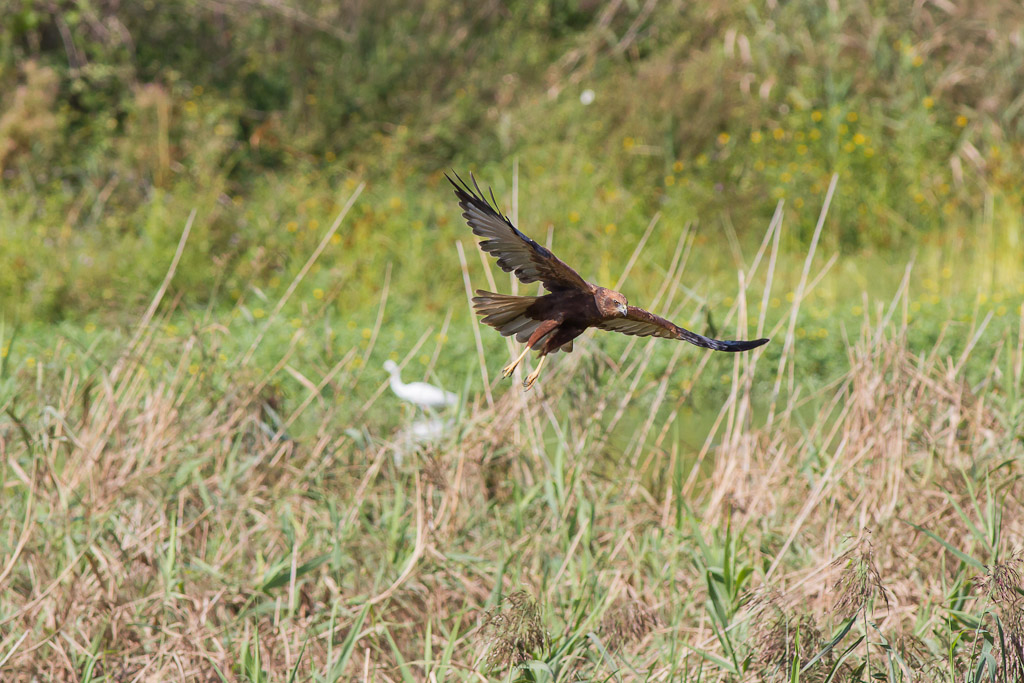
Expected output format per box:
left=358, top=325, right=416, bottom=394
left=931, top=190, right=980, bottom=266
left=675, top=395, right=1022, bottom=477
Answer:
left=2, top=1, right=1024, bottom=681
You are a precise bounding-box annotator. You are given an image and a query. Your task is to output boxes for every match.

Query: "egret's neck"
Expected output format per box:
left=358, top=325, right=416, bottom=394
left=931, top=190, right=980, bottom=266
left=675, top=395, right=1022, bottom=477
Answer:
left=387, top=370, right=405, bottom=393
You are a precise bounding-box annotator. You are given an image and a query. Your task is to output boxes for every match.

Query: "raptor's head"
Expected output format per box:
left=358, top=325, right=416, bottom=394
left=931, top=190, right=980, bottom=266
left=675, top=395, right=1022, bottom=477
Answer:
left=595, top=287, right=629, bottom=318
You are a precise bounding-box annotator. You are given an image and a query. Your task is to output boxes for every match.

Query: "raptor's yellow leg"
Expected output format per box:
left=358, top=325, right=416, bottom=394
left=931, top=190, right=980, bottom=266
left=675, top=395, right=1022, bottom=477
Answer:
left=502, top=345, right=532, bottom=378
left=523, top=355, right=547, bottom=391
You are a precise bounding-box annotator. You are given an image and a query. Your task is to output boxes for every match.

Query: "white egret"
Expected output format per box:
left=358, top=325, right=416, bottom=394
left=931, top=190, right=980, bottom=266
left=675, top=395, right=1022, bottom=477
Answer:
left=383, top=360, right=458, bottom=409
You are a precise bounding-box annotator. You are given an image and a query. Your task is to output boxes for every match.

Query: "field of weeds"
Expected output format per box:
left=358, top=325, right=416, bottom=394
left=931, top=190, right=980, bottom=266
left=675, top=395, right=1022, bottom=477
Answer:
left=3, top=0, right=1024, bottom=681
left=2, top=188, right=1023, bottom=680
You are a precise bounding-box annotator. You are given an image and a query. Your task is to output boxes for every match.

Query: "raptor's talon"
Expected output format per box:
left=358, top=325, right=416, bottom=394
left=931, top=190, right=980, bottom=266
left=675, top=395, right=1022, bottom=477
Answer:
left=502, top=344, right=532, bottom=379
left=523, top=355, right=546, bottom=390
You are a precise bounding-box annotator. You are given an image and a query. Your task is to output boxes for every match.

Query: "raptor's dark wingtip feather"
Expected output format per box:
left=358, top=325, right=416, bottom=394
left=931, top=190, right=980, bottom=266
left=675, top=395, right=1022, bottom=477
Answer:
left=448, top=172, right=522, bottom=236
left=445, top=170, right=471, bottom=197
left=720, top=337, right=770, bottom=352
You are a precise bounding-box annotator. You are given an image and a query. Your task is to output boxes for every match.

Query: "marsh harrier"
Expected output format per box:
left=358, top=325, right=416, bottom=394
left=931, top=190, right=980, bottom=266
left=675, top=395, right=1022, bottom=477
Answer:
left=449, top=173, right=769, bottom=389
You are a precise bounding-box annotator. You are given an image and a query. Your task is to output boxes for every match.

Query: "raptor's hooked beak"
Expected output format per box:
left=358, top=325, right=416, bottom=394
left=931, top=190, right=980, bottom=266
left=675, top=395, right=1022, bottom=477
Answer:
left=617, top=301, right=628, bottom=316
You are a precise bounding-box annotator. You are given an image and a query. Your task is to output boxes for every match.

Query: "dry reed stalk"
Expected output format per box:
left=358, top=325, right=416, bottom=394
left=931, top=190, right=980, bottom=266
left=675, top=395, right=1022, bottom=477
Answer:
left=767, top=173, right=837, bottom=425
left=240, top=182, right=364, bottom=366
left=456, top=240, right=494, bottom=409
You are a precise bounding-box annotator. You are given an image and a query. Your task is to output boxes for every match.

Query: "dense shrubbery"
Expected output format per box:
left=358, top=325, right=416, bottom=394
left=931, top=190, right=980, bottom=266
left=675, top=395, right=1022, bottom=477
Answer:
left=1, top=0, right=1022, bottom=325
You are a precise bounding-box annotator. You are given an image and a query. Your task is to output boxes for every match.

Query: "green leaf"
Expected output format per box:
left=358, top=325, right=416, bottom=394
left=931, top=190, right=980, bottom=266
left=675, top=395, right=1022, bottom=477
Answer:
left=260, top=553, right=329, bottom=592
left=685, top=643, right=738, bottom=673
left=900, top=519, right=985, bottom=570
left=326, top=604, right=369, bottom=682
left=802, top=617, right=857, bottom=673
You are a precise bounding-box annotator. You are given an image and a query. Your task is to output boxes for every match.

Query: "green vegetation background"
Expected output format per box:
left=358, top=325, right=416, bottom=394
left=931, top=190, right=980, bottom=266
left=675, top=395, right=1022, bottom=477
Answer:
left=2, top=1, right=1024, bottom=680
left=3, top=0, right=1022, bottom=343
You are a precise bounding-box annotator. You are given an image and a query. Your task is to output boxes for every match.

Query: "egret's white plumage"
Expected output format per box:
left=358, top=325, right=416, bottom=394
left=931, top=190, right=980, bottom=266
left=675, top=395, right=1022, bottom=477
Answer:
left=383, top=360, right=458, bottom=409
left=392, top=417, right=452, bottom=466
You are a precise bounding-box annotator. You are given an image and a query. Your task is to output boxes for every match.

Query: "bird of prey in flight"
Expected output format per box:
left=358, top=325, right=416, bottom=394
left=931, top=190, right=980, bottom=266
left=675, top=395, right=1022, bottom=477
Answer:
left=449, top=173, right=769, bottom=390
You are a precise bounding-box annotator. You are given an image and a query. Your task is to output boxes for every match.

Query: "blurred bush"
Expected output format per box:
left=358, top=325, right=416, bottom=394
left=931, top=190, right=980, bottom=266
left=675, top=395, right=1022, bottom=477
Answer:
left=1, top=0, right=1022, bottom=322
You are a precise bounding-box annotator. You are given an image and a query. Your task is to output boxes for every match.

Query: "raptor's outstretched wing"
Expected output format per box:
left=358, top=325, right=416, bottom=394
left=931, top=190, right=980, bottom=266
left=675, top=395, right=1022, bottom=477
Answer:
left=448, top=172, right=591, bottom=293
left=597, top=305, right=770, bottom=352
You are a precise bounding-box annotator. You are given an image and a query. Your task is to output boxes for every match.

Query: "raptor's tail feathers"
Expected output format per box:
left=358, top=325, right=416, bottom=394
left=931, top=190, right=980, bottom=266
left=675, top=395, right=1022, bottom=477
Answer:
left=472, top=290, right=546, bottom=344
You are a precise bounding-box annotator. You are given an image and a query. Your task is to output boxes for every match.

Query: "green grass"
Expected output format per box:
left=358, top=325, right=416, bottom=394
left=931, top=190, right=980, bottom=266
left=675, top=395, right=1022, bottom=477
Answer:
left=2, top=197, right=1023, bottom=680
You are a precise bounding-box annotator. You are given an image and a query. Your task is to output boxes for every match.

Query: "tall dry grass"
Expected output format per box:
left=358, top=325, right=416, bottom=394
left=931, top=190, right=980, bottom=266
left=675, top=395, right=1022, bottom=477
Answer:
left=1, top=182, right=1023, bottom=682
